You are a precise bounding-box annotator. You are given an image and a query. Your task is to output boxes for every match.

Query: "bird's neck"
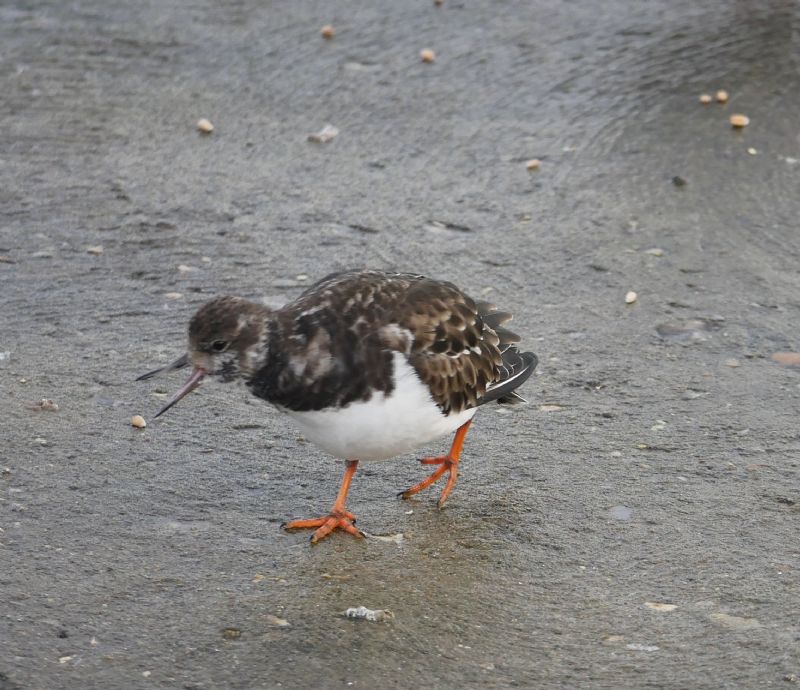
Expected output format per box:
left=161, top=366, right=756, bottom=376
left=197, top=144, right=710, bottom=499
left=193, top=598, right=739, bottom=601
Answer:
left=236, top=308, right=276, bottom=381
left=243, top=315, right=294, bottom=402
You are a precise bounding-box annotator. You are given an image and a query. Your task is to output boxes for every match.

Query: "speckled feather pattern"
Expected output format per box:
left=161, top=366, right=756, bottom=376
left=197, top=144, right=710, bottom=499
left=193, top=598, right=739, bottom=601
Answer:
left=187, top=271, right=537, bottom=416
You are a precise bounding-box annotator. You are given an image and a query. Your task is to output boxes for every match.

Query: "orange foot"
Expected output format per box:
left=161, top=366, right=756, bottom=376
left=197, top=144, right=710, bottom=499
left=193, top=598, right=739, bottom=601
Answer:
left=283, top=510, right=362, bottom=544
left=282, top=460, right=365, bottom=544
left=399, top=420, right=472, bottom=508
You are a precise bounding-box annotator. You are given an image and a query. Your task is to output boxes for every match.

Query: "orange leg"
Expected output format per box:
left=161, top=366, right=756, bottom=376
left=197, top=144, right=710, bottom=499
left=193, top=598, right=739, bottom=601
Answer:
left=399, top=420, right=472, bottom=508
left=283, top=460, right=364, bottom=544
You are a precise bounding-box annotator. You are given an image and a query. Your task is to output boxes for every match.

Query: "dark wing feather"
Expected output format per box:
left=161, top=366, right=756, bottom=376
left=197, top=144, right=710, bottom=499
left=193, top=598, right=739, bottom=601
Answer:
left=474, top=301, right=537, bottom=405
left=483, top=349, right=538, bottom=404
left=399, top=280, right=537, bottom=414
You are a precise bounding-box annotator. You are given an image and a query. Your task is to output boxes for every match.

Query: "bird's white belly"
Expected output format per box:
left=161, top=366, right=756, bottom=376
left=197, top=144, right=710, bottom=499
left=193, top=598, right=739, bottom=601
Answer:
left=284, top=353, right=476, bottom=461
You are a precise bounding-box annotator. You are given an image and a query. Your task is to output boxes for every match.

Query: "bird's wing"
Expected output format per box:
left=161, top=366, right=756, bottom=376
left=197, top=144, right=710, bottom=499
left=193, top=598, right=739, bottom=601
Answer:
left=395, top=280, right=534, bottom=414
left=278, top=272, right=536, bottom=414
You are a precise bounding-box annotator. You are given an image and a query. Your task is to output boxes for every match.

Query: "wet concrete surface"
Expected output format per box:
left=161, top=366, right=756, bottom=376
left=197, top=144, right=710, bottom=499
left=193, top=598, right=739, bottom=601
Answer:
left=2, top=1, right=800, bottom=688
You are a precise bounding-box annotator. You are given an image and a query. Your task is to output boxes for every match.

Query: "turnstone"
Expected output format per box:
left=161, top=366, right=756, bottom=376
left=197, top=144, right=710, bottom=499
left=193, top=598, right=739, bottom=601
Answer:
left=138, top=270, right=538, bottom=543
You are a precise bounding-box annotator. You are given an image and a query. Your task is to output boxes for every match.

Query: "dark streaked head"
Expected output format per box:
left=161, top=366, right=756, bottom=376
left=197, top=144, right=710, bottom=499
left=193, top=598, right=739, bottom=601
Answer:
left=153, top=296, right=272, bottom=417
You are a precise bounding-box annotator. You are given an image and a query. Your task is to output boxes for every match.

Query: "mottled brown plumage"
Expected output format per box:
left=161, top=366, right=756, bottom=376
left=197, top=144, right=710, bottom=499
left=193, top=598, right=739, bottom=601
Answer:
left=249, top=270, right=536, bottom=414
left=141, top=270, right=536, bottom=415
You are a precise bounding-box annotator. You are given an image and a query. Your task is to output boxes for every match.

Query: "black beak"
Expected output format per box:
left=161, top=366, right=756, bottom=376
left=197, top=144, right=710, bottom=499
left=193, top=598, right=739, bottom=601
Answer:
left=136, top=353, right=190, bottom=381
left=154, top=367, right=207, bottom=418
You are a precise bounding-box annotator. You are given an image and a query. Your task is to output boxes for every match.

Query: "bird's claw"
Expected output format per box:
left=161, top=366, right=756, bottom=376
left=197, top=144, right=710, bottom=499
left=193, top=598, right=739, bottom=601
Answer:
left=283, top=510, right=363, bottom=544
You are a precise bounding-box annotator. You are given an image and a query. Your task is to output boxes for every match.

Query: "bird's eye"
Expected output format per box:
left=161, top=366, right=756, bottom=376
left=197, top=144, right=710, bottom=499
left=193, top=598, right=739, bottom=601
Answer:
left=210, top=340, right=229, bottom=353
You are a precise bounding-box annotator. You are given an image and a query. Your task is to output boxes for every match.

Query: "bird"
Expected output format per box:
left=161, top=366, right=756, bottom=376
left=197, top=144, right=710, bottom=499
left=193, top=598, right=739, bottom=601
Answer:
left=137, top=270, right=538, bottom=543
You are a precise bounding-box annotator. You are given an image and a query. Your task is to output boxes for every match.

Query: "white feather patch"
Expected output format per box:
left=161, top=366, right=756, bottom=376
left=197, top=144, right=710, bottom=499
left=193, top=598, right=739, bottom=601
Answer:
left=285, top=353, right=475, bottom=461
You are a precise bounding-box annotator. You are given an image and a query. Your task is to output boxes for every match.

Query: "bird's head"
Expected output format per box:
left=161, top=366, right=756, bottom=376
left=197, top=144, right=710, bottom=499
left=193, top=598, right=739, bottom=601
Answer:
left=138, top=296, right=272, bottom=417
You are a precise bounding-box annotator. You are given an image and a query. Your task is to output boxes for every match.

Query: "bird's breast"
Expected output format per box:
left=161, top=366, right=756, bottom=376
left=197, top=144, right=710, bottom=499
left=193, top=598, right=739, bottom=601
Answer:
left=283, top=353, right=475, bottom=461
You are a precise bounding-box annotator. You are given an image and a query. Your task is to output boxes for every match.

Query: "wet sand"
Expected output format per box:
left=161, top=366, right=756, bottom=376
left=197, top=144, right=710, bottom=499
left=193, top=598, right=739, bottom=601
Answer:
left=2, top=1, right=799, bottom=688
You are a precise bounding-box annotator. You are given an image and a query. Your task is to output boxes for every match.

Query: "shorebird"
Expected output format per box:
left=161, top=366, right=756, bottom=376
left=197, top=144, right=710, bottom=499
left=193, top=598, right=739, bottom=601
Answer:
left=138, top=270, right=537, bottom=543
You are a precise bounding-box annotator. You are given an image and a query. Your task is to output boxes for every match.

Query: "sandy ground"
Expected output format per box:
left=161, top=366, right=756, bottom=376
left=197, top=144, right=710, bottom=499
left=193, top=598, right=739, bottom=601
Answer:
left=2, top=1, right=800, bottom=688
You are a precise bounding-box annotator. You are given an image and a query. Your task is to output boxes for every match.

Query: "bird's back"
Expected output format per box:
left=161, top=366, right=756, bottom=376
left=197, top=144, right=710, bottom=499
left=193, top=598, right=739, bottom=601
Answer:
left=247, top=270, right=537, bottom=416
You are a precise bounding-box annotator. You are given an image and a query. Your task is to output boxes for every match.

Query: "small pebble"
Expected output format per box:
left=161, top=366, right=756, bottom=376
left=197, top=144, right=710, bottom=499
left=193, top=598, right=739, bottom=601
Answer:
left=131, top=415, right=147, bottom=428
left=699, top=93, right=712, bottom=104
left=366, top=532, right=405, bottom=545
left=525, top=158, right=541, bottom=171
left=644, top=248, right=664, bottom=256
left=724, top=358, right=741, bottom=368
left=266, top=614, right=290, bottom=627
left=420, top=48, right=436, bottom=63
left=625, top=291, right=637, bottom=304
left=30, top=398, right=59, bottom=412
left=715, top=89, right=729, bottom=103
left=645, top=602, right=678, bottom=612
left=626, top=643, right=659, bottom=652
left=771, top=352, right=800, bottom=366
left=434, top=0, right=444, bottom=5
left=321, top=572, right=351, bottom=581
left=729, top=114, right=749, bottom=128
left=164, top=292, right=183, bottom=300
left=342, top=606, right=394, bottom=622
left=538, top=404, right=564, bottom=412
left=86, top=245, right=104, bottom=255
left=308, top=124, right=339, bottom=143
left=671, top=175, right=687, bottom=187
left=222, top=627, right=242, bottom=640
left=709, top=612, right=761, bottom=630
left=610, top=505, right=633, bottom=521
left=197, top=118, right=214, bottom=134
left=320, top=25, right=334, bottom=39
left=656, top=319, right=714, bottom=343
left=177, top=264, right=197, bottom=273
left=747, top=147, right=757, bottom=155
